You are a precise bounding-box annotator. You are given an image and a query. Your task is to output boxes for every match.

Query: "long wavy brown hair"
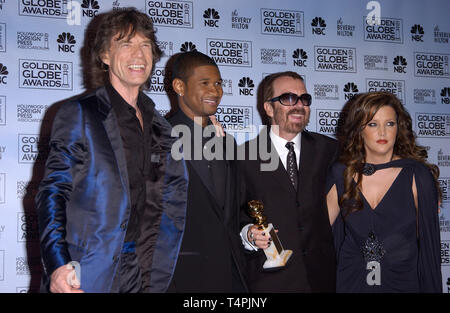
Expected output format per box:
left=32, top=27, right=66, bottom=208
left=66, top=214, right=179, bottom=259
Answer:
left=338, top=91, right=440, bottom=214
left=88, top=8, right=162, bottom=91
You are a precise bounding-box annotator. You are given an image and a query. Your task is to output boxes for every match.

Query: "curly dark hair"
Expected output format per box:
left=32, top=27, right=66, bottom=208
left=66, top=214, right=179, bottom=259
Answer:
left=338, top=91, right=440, bottom=214
left=89, top=8, right=162, bottom=90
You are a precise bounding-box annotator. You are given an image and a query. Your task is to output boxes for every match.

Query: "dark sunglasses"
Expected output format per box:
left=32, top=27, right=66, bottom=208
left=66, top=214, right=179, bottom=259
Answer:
left=269, top=93, right=312, bottom=107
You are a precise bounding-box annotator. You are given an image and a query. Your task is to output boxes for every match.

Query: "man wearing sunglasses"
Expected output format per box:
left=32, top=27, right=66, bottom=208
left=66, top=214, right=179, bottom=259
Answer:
left=239, top=71, right=338, bottom=292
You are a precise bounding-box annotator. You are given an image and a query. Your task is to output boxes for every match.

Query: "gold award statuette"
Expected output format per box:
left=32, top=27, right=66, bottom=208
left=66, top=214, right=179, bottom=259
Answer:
left=248, top=200, right=293, bottom=269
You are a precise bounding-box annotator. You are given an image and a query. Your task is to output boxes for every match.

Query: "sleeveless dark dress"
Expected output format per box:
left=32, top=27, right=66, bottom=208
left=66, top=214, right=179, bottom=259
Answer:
left=327, top=159, right=442, bottom=293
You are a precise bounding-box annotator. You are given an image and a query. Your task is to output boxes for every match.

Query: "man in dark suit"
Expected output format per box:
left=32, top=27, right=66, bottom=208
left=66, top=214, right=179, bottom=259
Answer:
left=36, top=9, right=188, bottom=293
left=167, top=51, right=248, bottom=292
left=239, top=71, right=337, bottom=292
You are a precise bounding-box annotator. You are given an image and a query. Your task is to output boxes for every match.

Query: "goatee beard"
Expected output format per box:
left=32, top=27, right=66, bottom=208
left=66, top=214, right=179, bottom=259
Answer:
left=286, top=108, right=308, bottom=132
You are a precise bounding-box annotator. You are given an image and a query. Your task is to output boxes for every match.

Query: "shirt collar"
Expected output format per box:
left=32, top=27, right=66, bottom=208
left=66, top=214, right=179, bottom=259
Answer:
left=106, top=83, right=153, bottom=115
left=269, top=127, right=301, bottom=153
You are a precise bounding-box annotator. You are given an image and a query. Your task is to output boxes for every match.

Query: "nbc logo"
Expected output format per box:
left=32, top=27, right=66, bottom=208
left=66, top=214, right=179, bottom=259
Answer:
left=57, top=32, right=76, bottom=53
left=393, top=56, right=407, bottom=73
left=411, top=24, right=424, bottom=42
left=81, top=0, right=100, bottom=18
left=441, top=87, right=450, bottom=104
left=343, top=82, right=358, bottom=99
left=238, top=77, right=254, bottom=96
left=180, top=42, right=197, bottom=53
left=204, top=8, right=220, bottom=27
left=0, top=63, right=7, bottom=85
left=311, top=17, right=326, bottom=35
left=293, top=49, right=307, bottom=67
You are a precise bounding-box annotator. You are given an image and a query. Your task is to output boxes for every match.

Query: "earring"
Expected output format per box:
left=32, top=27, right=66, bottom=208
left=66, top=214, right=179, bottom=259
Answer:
left=101, top=62, right=109, bottom=72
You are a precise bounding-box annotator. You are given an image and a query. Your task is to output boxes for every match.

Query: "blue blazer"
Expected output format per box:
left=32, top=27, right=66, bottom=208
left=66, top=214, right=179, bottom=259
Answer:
left=36, top=87, right=188, bottom=292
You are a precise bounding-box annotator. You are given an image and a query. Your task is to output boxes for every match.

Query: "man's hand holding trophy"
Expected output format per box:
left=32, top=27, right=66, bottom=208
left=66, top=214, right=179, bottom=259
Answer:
left=247, top=200, right=293, bottom=269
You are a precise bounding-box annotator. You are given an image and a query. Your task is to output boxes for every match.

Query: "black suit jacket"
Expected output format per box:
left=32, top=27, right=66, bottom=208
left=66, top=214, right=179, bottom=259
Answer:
left=167, top=111, right=248, bottom=292
left=239, top=128, right=337, bottom=292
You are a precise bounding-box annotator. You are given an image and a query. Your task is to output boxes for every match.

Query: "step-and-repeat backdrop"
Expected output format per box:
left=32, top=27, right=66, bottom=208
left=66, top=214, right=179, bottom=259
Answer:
left=0, top=0, right=449, bottom=292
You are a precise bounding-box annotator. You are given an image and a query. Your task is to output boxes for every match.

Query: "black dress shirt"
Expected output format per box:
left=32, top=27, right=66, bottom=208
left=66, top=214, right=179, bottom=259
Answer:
left=107, top=84, right=153, bottom=242
left=106, top=84, right=154, bottom=292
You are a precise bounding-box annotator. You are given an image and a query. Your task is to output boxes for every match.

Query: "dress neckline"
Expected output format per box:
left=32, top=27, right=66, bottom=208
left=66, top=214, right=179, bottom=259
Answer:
left=362, top=159, right=411, bottom=176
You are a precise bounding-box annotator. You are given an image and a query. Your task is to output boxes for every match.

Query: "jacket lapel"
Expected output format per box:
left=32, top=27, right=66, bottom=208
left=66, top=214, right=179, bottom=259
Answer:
left=222, top=158, right=233, bottom=222
left=95, top=87, right=131, bottom=208
left=169, top=111, right=225, bottom=217
left=298, top=131, right=314, bottom=198
left=188, top=159, right=219, bottom=203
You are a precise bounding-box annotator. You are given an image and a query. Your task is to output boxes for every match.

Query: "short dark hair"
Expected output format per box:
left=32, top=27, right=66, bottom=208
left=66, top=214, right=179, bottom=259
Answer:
left=171, top=51, right=219, bottom=82
left=89, top=8, right=162, bottom=89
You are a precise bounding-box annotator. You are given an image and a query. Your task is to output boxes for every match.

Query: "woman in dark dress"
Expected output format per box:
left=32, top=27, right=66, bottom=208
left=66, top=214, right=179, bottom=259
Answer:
left=326, top=92, right=442, bottom=293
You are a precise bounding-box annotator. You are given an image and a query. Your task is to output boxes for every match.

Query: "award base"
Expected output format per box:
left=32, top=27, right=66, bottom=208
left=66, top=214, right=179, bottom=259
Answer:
left=261, top=223, right=293, bottom=270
